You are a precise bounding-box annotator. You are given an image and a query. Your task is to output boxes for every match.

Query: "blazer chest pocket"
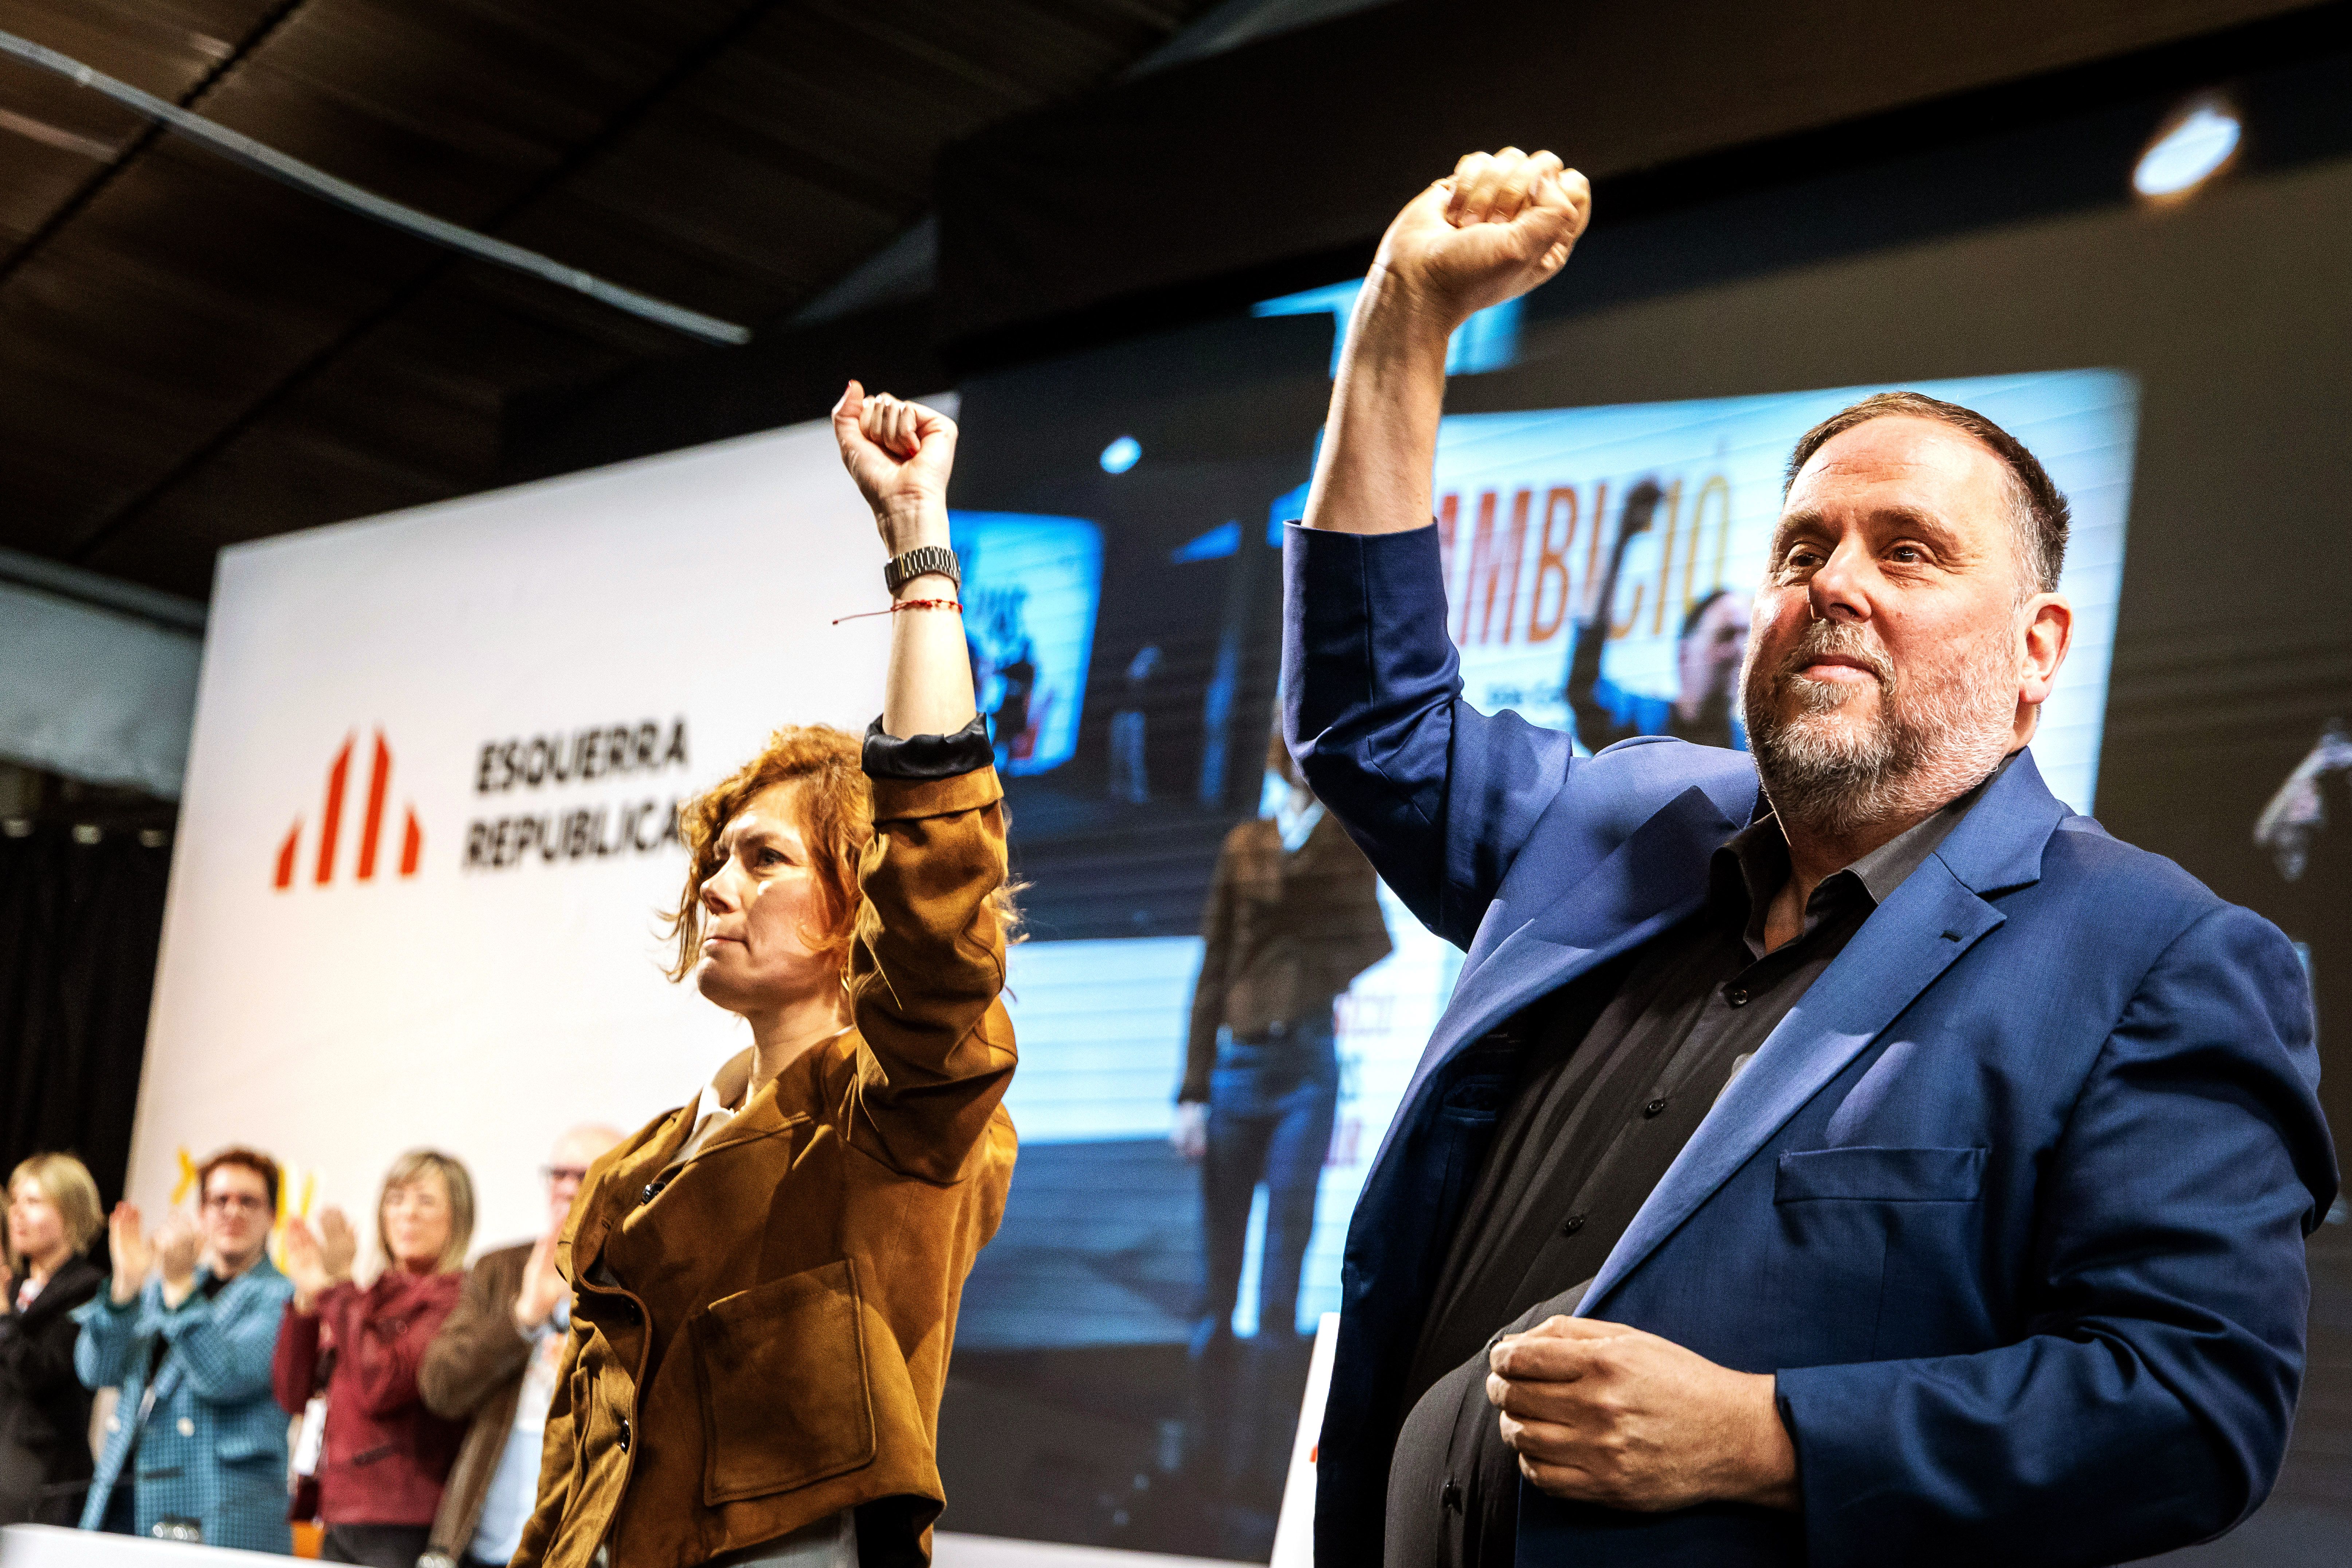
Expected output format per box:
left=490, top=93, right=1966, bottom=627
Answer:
left=691, top=1258, right=876, bottom=1506
left=1771, top=1145, right=1988, bottom=1363
left=1774, top=1144, right=1986, bottom=1203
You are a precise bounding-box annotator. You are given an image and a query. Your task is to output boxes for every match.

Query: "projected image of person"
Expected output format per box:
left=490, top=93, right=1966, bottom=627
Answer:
left=0, top=1154, right=106, bottom=1525
left=74, top=1146, right=296, bottom=1551
left=512, top=382, right=1017, bottom=1568
left=967, top=599, right=1040, bottom=770
left=274, top=1150, right=474, bottom=1567
left=1288, top=147, right=2333, bottom=1568
left=1174, top=726, right=1390, bottom=1525
left=994, top=626, right=1038, bottom=767
left=1564, top=478, right=1750, bottom=753
left=1109, top=644, right=1162, bottom=804
left=2255, top=718, right=2352, bottom=1165
left=2255, top=718, right=2352, bottom=883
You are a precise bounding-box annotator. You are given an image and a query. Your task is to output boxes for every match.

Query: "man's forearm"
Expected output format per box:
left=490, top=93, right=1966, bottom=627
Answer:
left=1301, top=272, right=1454, bottom=537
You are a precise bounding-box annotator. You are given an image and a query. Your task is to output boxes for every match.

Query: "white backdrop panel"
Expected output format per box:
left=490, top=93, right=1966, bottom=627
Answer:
left=131, top=412, right=924, bottom=1255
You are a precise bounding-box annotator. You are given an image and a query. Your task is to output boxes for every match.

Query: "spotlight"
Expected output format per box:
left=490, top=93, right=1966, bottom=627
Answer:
left=2133, top=93, right=2241, bottom=201
left=1100, top=436, right=1142, bottom=474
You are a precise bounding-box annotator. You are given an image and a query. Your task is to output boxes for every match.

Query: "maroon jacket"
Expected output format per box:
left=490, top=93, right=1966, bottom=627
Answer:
left=272, top=1270, right=466, bottom=1526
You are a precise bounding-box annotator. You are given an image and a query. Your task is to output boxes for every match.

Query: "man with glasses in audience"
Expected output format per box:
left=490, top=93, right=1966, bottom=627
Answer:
left=74, top=1147, right=296, bottom=1551
left=419, top=1125, right=623, bottom=1568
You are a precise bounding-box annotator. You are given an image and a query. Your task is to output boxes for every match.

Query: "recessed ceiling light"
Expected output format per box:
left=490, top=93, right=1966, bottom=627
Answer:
left=2133, top=93, right=2242, bottom=200
left=1100, top=436, right=1142, bottom=474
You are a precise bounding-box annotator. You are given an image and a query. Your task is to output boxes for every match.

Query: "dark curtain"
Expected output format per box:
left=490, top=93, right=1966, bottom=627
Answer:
left=0, top=824, right=168, bottom=1208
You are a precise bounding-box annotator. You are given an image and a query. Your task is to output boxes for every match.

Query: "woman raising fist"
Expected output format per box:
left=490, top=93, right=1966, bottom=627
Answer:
left=514, top=384, right=1018, bottom=1568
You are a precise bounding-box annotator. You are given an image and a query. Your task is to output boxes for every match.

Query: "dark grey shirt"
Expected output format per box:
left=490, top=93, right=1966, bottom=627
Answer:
left=1386, top=768, right=1997, bottom=1568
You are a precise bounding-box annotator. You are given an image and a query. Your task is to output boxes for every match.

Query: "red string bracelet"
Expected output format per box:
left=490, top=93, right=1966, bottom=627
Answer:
left=831, top=598, right=962, bottom=625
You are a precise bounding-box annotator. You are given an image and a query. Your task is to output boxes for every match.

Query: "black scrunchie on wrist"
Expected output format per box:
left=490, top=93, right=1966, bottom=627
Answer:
left=863, top=713, right=993, bottom=780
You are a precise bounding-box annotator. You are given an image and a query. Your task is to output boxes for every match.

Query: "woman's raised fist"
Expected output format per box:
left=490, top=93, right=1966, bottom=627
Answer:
left=832, top=380, right=958, bottom=557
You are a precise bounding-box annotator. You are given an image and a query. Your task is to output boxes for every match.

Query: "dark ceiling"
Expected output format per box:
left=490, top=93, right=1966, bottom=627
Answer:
left=0, top=0, right=1216, bottom=600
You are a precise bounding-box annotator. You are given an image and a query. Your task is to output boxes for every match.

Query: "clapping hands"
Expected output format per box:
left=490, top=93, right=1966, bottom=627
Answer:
left=283, top=1207, right=358, bottom=1312
left=154, top=1209, right=202, bottom=1307
left=107, top=1203, right=154, bottom=1305
left=513, top=1225, right=569, bottom=1335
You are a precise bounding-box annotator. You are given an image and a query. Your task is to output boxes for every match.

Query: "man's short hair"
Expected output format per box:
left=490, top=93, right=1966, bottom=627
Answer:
left=198, top=1145, right=281, bottom=1214
left=1783, top=391, right=2070, bottom=595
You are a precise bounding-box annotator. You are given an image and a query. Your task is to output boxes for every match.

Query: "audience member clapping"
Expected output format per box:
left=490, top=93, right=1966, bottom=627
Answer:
left=73, top=1146, right=296, bottom=1549
left=1, top=1154, right=107, bottom=1524
left=418, top=1124, right=623, bottom=1568
left=274, top=1149, right=474, bottom=1568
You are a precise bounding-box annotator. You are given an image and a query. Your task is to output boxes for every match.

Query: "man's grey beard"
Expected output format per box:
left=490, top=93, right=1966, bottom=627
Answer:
left=1741, top=612, right=2018, bottom=838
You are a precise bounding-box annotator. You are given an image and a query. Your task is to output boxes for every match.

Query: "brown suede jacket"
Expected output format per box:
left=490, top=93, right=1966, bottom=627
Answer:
left=417, top=1240, right=534, bottom=1560
left=513, top=767, right=1017, bottom=1568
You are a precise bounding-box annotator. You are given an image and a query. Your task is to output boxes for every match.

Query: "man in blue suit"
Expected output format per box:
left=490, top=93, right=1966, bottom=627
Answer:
left=1288, top=148, right=2336, bottom=1568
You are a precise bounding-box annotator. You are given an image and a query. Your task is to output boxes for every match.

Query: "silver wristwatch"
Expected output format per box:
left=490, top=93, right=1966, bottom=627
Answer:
left=884, top=545, right=960, bottom=594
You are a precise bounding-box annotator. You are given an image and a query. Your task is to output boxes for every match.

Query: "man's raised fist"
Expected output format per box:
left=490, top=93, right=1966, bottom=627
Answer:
left=1370, top=148, right=1590, bottom=332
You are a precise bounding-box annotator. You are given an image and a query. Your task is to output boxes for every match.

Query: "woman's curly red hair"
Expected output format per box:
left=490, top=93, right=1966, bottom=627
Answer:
left=661, top=726, right=873, bottom=983
left=662, top=725, right=1024, bottom=984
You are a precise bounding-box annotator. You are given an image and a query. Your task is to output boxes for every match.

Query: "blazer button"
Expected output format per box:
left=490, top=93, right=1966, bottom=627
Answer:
left=1644, top=1098, right=1668, bottom=1118
left=1725, top=985, right=1750, bottom=1006
left=1560, top=1214, right=1585, bottom=1237
left=177, top=1417, right=195, bottom=1437
left=1441, top=1478, right=1462, bottom=1512
left=617, top=1415, right=632, bottom=1453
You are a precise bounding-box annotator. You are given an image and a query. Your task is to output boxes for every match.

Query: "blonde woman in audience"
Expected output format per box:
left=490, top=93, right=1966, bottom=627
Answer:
left=0, top=1153, right=105, bottom=1524
left=274, top=1149, right=474, bottom=1567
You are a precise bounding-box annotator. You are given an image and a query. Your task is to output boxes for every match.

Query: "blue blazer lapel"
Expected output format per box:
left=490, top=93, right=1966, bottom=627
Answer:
left=1374, top=785, right=1744, bottom=1170
left=1578, top=750, right=2072, bottom=1314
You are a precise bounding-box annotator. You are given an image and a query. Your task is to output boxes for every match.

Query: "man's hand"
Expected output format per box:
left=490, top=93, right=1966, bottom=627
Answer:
left=513, top=1226, right=568, bottom=1336
left=156, top=1210, right=203, bottom=1309
left=1486, top=1315, right=1799, bottom=1513
left=832, top=380, right=957, bottom=557
left=1301, top=149, right=1591, bottom=541
left=107, top=1203, right=153, bottom=1305
left=1370, top=148, right=1590, bottom=335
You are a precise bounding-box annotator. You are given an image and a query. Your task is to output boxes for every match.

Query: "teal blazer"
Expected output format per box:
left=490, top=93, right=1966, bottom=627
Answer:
left=75, top=1256, right=297, bottom=1552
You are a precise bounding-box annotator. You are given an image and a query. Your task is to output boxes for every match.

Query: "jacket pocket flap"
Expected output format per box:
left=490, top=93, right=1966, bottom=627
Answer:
left=1774, top=1145, right=1986, bottom=1203
left=692, top=1258, right=876, bottom=1506
left=215, top=1431, right=276, bottom=1466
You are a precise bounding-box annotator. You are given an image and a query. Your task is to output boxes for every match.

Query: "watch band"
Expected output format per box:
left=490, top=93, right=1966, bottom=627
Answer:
left=884, top=545, right=960, bottom=594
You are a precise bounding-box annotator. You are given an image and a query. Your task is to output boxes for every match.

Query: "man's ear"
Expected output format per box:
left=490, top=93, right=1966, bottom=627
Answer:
left=2018, top=594, right=2074, bottom=708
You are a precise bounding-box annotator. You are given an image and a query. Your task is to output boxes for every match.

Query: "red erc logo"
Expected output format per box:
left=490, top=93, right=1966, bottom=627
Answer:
left=274, top=730, right=424, bottom=891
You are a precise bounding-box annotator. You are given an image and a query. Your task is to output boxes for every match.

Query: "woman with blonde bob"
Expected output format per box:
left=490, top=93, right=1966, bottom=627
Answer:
left=273, top=1149, right=474, bottom=1566
left=1, top=1154, right=105, bottom=1523
left=513, top=384, right=1018, bottom=1568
